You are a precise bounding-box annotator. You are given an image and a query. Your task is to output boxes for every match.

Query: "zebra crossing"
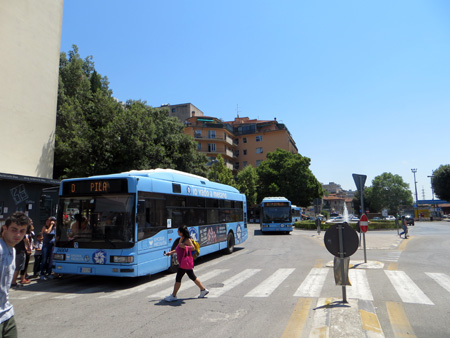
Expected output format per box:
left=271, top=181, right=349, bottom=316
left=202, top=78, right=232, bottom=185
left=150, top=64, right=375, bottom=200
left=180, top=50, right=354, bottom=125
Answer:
left=10, top=267, right=450, bottom=306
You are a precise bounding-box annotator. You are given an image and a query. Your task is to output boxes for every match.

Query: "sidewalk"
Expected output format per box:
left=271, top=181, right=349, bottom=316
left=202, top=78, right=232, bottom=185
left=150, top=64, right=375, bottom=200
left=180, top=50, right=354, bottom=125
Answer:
left=297, top=229, right=407, bottom=269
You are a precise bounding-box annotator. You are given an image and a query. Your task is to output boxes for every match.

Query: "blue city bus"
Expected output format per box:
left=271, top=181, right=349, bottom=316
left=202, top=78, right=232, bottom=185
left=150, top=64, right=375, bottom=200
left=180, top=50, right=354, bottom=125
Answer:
left=260, top=197, right=293, bottom=234
left=291, top=205, right=302, bottom=223
left=53, top=169, right=247, bottom=277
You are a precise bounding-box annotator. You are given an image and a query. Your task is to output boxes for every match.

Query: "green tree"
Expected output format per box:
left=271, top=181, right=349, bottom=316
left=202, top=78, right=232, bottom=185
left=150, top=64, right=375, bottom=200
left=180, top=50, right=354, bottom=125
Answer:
left=54, top=45, right=208, bottom=179
left=236, top=165, right=258, bottom=207
left=352, top=187, right=373, bottom=215
left=368, top=172, right=413, bottom=214
left=256, top=149, right=323, bottom=206
left=206, top=155, right=235, bottom=186
left=432, top=165, right=450, bottom=201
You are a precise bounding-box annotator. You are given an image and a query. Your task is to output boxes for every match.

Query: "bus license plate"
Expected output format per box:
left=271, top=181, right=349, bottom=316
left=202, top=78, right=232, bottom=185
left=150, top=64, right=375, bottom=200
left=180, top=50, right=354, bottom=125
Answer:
left=81, top=267, right=92, bottom=273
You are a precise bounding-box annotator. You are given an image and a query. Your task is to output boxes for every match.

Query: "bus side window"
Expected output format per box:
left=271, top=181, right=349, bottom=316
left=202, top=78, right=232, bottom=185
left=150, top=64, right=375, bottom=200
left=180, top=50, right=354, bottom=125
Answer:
left=137, top=198, right=165, bottom=240
left=137, top=200, right=146, bottom=240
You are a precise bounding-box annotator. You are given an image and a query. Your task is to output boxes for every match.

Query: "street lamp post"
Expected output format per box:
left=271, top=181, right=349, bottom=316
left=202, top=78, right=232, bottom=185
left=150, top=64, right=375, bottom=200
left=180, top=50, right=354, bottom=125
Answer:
left=411, top=169, right=419, bottom=219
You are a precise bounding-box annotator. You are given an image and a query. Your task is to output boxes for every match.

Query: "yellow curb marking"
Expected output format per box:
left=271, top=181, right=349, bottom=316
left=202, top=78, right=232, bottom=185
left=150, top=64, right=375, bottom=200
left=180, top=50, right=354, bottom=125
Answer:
left=398, top=237, right=411, bottom=251
left=387, top=262, right=398, bottom=270
left=360, top=309, right=383, bottom=334
left=281, top=298, right=312, bottom=338
left=314, top=259, right=323, bottom=268
left=386, top=301, right=416, bottom=338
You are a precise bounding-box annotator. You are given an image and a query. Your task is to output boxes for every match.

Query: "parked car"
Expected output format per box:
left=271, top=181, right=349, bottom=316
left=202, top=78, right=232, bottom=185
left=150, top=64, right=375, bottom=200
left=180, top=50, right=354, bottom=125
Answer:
left=384, top=215, right=396, bottom=221
left=325, top=216, right=345, bottom=224
left=403, top=215, right=415, bottom=226
left=372, top=217, right=383, bottom=221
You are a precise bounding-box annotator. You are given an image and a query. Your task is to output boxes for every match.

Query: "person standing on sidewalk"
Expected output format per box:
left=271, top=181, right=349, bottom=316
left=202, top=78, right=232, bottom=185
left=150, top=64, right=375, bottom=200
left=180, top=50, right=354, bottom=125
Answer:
left=164, top=226, right=209, bottom=302
left=0, top=212, right=30, bottom=338
left=40, top=216, right=56, bottom=280
left=32, top=233, right=43, bottom=278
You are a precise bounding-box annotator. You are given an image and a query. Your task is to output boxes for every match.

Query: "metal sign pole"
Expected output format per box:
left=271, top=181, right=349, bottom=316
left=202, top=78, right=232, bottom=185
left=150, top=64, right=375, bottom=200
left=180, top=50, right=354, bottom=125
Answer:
left=338, top=223, right=347, bottom=303
left=363, top=232, right=367, bottom=263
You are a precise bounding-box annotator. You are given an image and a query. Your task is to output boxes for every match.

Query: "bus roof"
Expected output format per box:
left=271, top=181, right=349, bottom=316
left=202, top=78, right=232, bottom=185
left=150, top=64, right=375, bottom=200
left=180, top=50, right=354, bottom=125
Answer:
left=70, top=168, right=240, bottom=194
left=262, top=196, right=290, bottom=201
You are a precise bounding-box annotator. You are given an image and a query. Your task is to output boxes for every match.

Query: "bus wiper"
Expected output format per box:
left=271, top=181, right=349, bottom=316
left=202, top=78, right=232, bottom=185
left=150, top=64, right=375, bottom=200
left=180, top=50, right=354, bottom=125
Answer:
left=105, top=238, right=116, bottom=248
left=62, top=239, right=75, bottom=248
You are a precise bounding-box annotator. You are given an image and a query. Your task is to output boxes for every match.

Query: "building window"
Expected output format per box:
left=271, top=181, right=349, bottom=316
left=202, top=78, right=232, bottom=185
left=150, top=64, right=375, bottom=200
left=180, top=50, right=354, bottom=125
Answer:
left=197, top=143, right=202, bottom=150
left=243, top=149, right=247, bottom=155
left=208, top=130, right=216, bottom=139
left=243, top=161, right=248, bottom=167
left=256, top=147, right=263, bottom=154
left=194, top=130, right=201, bottom=138
left=256, top=135, right=263, bottom=142
left=243, top=137, right=247, bottom=143
left=172, top=108, right=176, bottom=113
left=256, top=160, right=262, bottom=167
left=208, top=144, right=216, bottom=152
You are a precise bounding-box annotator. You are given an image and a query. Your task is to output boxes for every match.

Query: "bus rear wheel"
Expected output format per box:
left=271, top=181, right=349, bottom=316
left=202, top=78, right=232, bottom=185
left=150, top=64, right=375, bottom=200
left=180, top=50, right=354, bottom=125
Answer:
left=225, top=232, right=235, bottom=254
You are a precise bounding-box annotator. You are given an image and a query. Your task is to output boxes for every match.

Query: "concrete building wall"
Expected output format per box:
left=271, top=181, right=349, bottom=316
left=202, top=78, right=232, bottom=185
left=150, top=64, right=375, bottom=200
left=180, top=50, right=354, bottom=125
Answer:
left=164, top=103, right=204, bottom=123
left=0, top=0, right=63, bottom=179
left=237, top=129, right=298, bottom=169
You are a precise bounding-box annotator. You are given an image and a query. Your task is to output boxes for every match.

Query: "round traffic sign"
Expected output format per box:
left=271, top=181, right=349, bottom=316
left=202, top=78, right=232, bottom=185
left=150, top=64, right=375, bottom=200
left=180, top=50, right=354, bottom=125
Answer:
left=360, top=214, right=369, bottom=233
left=324, top=223, right=359, bottom=257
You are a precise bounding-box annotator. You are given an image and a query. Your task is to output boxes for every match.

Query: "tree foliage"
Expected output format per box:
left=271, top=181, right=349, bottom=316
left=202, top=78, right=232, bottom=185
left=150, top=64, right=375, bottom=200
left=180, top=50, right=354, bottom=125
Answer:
left=256, top=149, right=323, bottom=207
left=366, top=172, right=413, bottom=214
left=432, top=165, right=450, bottom=201
left=54, top=45, right=207, bottom=179
left=206, top=155, right=236, bottom=187
left=352, top=188, right=373, bottom=216
left=236, top=165, right=258, bottom=207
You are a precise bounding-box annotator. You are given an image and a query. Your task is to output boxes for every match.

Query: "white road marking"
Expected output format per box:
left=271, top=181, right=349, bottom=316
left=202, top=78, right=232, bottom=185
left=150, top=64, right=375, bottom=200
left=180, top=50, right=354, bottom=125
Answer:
left=245, top=268, right=295, bottom=297
left=210, top=269, right=261, bottom=298
left=147, top=269, right=229, bottom=299
left=347, top=269, right=373, bottom=301
left=385, top=270, right=434, bottom=305
left=426, top=272, right=450, bottom=293
left=293, top=268, right=329, bottom=297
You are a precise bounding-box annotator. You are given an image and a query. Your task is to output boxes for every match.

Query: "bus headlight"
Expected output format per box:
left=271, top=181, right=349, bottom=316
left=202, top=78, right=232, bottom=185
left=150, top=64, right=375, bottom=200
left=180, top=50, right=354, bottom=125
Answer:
left=111, top=256, right=134, bottom=263
left=53, top=253, right=66, bottom=261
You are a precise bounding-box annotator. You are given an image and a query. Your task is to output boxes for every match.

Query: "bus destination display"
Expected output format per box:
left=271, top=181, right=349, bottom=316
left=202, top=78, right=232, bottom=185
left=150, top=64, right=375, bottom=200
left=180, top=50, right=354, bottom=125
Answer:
left=264, top=202, right=290, bottom=207
left=62, top=179, right=128, bottom=195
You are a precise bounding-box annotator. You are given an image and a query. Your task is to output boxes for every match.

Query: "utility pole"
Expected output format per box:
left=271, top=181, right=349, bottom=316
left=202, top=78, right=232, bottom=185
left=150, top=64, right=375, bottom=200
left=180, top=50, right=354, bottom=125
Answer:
left=428, top=172, right=435, bottom=220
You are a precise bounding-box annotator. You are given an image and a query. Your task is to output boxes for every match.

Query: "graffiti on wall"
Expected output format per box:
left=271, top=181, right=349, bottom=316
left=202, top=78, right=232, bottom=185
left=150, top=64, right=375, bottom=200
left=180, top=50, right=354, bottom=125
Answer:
left=10, top=184, right=29, bottom=205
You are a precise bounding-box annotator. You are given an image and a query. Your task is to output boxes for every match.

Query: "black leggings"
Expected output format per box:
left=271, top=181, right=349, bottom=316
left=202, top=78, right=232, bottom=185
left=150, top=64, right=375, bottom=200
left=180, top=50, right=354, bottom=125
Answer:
left=176, top=268, right=197, bottom=283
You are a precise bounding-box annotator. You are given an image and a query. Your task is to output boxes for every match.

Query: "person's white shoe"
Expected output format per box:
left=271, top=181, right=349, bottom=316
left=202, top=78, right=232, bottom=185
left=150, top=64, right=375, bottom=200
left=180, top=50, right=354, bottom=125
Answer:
left=198, top=288, right=209, bottom=298
left=164, top=294, right=177, bottom=302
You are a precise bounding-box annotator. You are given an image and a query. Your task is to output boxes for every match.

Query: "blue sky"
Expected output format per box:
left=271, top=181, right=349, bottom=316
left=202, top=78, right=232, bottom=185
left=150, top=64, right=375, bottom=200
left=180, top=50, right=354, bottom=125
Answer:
left=61, top=1, right=450, bottom=201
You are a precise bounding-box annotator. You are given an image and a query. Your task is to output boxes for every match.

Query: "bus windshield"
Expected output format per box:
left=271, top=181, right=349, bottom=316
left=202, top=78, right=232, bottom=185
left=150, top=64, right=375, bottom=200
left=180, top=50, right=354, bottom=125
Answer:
left=56, top=194, right=135, bottom=249
left=262, top=206, right=291, bottom=223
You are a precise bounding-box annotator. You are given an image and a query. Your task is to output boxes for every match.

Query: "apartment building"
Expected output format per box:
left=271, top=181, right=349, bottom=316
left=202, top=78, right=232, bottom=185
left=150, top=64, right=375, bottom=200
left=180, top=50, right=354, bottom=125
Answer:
left=184, top=116, right=237, bottom=171
left=162, top=103, right=204, bottom=122
left=184, top=115, right=298, bottom=173
left=229, top=117, right=298, bottom=170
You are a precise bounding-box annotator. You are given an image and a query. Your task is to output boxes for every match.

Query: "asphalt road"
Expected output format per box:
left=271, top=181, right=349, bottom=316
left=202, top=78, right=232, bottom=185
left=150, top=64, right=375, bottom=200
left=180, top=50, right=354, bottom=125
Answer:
left=10, top=221, right=450, bottom=337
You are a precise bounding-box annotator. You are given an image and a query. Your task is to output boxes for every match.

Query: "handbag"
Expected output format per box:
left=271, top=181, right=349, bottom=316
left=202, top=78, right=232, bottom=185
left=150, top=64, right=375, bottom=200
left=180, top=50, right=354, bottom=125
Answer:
left=180, top=246, right=194, bottom=270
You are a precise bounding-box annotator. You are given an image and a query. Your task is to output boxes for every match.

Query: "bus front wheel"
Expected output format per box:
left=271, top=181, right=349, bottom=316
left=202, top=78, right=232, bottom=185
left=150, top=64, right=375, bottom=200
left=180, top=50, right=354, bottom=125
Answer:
left=225, top=232, right=235, bottom=254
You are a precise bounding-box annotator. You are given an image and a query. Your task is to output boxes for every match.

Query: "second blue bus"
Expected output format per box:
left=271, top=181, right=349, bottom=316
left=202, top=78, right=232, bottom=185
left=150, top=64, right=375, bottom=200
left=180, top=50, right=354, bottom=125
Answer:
left=260, top=197, right=293, bottom=234
left=291, top=205, right=302, bottom=223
